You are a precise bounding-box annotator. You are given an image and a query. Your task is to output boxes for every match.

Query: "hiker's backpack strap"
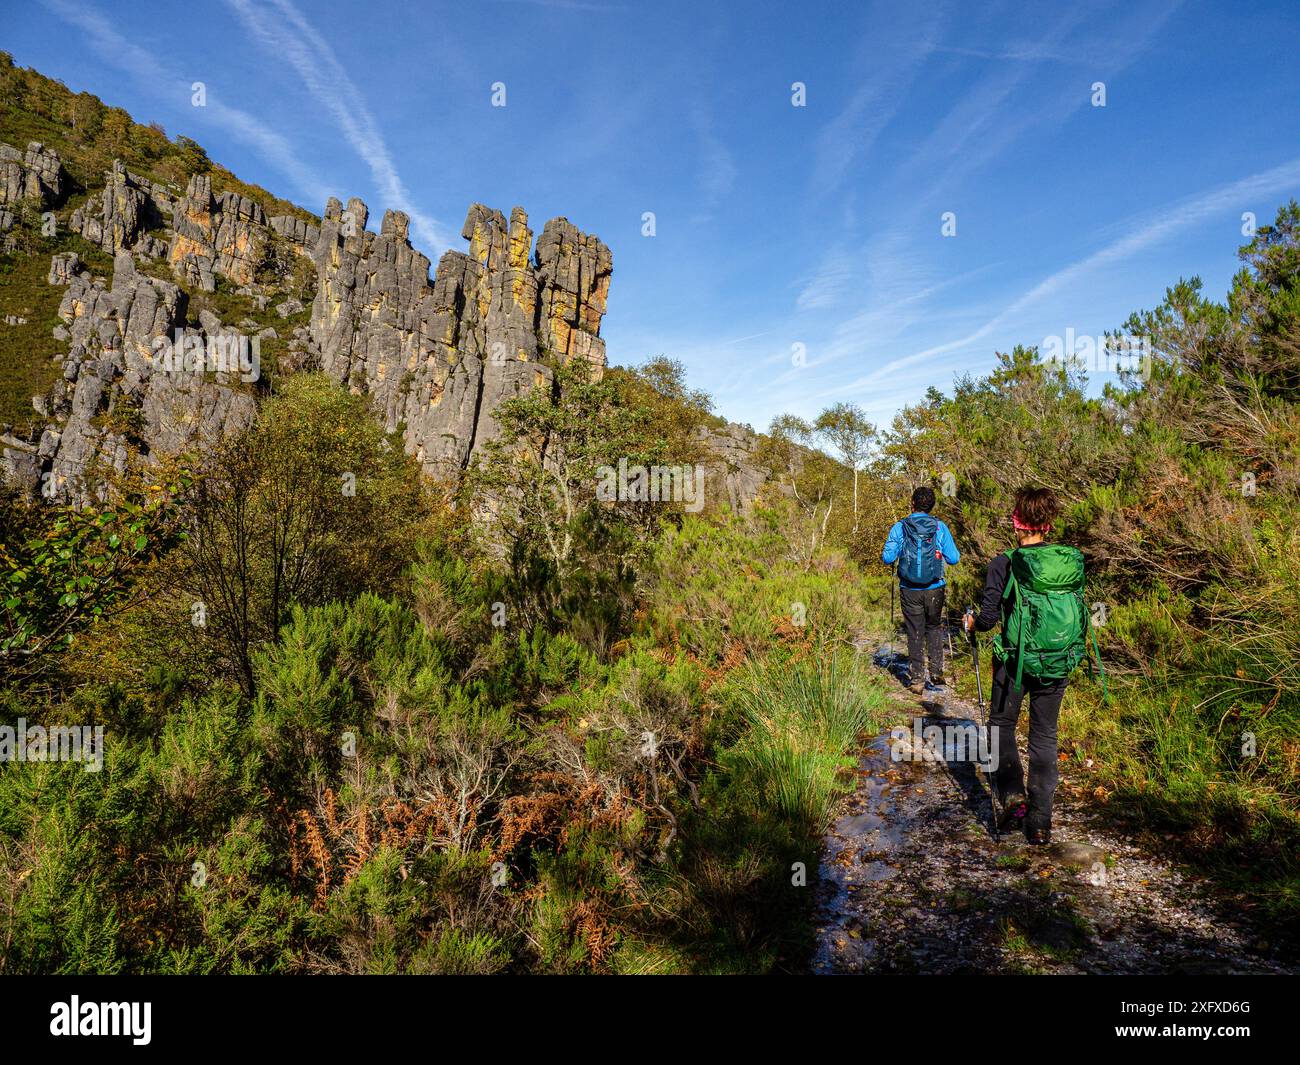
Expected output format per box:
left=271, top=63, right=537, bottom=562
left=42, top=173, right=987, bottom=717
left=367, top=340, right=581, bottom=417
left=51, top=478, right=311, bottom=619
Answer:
left=999, top=549, right=1017, bottom=599
left=1012, top=605, right=1028, bottom=692
left=999, top=550, right=1029, bottom=690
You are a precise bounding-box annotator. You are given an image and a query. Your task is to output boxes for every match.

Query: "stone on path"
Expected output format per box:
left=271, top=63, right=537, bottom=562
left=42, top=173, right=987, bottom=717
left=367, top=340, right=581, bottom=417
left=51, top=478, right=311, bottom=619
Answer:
left=1048, top=840, right=1107, bottom=869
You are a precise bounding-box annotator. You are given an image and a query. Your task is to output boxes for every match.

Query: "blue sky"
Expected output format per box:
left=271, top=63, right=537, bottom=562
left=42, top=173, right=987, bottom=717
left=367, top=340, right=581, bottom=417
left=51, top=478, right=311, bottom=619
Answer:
left=8, top=0, right=1300, bottom=438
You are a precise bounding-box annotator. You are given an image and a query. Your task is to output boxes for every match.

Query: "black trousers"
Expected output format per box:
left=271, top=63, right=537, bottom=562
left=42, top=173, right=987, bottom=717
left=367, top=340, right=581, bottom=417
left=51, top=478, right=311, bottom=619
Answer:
left=900, top=585, right=945, bottom=681
left=987, top=658, right=1067, bottom=832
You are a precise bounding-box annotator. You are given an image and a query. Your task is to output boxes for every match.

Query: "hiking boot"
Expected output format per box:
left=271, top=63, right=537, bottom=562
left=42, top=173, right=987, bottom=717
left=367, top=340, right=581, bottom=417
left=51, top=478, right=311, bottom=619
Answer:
left=997, top=793, right=1028, bottom=834
left=1025, top=826, right=1052, bottom=846
left=908, top=676, right=925, bottom=695
left=925, top=674, right=946, bottom=692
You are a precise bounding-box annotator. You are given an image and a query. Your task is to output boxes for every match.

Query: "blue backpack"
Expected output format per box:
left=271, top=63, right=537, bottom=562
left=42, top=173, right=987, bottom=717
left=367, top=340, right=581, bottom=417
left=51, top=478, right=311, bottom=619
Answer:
left=899, top=514, right=945, bottom=586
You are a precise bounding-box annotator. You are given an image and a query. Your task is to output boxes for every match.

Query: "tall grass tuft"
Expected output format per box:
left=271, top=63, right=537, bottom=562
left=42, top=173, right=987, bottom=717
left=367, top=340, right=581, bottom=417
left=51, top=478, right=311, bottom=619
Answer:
left=723, top=650, right=887, bottom=833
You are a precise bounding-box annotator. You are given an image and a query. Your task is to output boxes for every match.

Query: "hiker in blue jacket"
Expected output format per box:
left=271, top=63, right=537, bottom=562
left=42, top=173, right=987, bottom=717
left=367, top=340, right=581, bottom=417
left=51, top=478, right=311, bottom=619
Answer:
left=882, top=487, right=960, bottom=694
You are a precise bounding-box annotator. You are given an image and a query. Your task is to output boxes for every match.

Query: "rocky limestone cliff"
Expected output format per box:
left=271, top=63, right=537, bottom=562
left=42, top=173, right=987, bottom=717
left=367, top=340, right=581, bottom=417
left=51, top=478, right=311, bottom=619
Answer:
left=3, top=247, right=258, bottom=500
left=0, top=140, right=67, bottom=253
left=69, top=160, right=170, bottom=258
left=1, top=140, right=618, bottom=500
left=0, top=141, right=65, bottom=209
left=698, top=421, right=784, bottom=514
left=2, top=140, right=777, bottom=513
left=170, top=173, right=269, bottom=291
left=309, top=197, right=611, bottom=478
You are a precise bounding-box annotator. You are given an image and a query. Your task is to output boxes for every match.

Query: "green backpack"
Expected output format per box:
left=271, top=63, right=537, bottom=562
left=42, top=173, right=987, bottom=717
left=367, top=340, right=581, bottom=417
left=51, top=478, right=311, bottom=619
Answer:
left=994, top=545, right=1105, bottom=695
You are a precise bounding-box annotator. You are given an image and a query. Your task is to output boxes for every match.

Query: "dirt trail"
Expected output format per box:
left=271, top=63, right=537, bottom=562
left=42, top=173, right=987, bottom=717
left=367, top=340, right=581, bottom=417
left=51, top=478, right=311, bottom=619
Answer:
left=811, top=645, right=1295, bottom=975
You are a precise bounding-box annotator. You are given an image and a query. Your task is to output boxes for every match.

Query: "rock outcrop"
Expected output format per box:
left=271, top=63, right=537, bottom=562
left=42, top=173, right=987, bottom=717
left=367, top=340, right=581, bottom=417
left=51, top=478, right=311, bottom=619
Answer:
left=269, top=214, right=320, bottom=250
left=535, top=217, right=612, bottom=369
left=47, top=251, right=80, bottom=286
left=0, top=141, right=65, bottom=208
left=169, top=174, right=269, bottom=291
left=70, top=160, right=171, bottom=256
left=3, top=251, right=257, bottom=501
left=4, top=169, right=617, bottom=502
left=698, top=421, right=788, bottom=514
left=308, top=198, right=612, bottom=478
left=3, top=146, right=778, bottom=514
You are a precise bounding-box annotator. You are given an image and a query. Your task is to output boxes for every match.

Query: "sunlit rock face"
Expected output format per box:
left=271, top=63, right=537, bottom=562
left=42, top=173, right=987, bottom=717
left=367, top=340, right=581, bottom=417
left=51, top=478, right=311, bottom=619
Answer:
left=5, top=250, right=257, bottom=504
left=6, top=166, right=616, bottom=501
left=308, top=199, right=612, bottom=478
left=0, top=141, right=65, bottom=208
left=4, top=144, right=772, bottom=513
left=6, top=161, right=779, bottom=514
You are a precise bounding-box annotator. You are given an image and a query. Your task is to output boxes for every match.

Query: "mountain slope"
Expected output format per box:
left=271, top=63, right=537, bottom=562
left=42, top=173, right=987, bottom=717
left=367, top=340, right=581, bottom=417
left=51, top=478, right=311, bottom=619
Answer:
left=1, top=53, right=788, bottom=515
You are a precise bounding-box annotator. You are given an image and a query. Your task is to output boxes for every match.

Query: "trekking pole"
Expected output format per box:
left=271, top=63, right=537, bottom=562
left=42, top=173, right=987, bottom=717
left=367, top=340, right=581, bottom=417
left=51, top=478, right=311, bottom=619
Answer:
left=965, top=609, right=985, bottom=718
left=947, top=614, right=957, bottom=685
left=965, top=607, right=1000, bottom=838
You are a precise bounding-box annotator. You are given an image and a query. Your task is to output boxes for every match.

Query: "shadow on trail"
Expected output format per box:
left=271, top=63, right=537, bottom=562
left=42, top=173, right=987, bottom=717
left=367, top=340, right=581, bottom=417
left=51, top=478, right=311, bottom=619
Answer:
left=873, top=643, right=999, bottom=840
left=813, top=641, right=1298, bottom=973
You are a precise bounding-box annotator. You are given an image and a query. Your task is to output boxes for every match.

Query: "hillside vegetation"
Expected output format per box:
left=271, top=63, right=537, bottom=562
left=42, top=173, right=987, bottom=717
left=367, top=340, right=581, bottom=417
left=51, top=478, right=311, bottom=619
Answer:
left=0, top=52, right=316, bottom=222
left=1, top=355, right=893, bottom=973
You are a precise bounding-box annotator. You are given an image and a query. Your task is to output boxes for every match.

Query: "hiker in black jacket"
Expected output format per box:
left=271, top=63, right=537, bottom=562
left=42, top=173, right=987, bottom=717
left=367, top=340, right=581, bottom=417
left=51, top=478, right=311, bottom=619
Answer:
left=963, top=487, right=1077, bottom=845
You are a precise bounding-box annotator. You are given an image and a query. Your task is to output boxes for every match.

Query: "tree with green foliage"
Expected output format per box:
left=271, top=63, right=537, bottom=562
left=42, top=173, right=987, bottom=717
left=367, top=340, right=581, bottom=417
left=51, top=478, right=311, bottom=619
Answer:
left=173, top=135, right=211, bottom=176
left=183, top=374, right=428, bottom=695
left=814, top=402, right=875, bottom=534
left=0, top=470, right=191, bottom=684
left=471, top=358, right=675, bottom=648
left=763, top=414, right=848, bottom=565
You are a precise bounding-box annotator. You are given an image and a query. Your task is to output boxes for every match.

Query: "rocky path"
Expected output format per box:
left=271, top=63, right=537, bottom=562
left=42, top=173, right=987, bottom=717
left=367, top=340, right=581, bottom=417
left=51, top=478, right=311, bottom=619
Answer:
left=810, top=646, right=1295, bottom=975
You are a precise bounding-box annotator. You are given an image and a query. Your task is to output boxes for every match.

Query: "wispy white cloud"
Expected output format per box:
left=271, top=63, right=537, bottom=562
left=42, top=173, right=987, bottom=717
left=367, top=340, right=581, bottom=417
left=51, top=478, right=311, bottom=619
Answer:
left=789, top=0, right=1193, bottom=411
left=687, top=104, right=737, bottom=223
left=795, top=247, right=858, bottom=311
left=40, top=0, right=334, bottom=208
left=809, top=2, right=945, bottom=198
left=770, top=256, right=997, bottom=397
left=486, top=0, right=620, bottom=10
left=931, top=44, right=1085, bottom=64
left=831, top=156, right=1300, bottom=397
left=225, top=0, right=452, bottom=252
left=895, top=7, right=1092, bottom=190
left=908, top=0, right=1186, bottom=200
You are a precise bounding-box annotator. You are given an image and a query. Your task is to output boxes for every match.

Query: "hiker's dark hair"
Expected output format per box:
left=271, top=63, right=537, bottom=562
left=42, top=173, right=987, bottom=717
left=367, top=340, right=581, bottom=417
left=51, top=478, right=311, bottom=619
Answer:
left=911, top=486, right=936, bottom=513
left=1014, top=487, right=1059, bottom=529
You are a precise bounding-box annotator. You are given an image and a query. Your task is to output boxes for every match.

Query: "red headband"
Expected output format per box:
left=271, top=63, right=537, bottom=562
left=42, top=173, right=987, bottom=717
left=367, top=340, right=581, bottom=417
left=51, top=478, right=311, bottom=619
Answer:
left=1012, top=509, right=1052, bottom=533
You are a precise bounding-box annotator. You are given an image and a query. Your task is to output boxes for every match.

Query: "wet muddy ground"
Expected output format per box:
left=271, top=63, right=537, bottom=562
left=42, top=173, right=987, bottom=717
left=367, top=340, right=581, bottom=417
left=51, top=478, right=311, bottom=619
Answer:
left=810, top=647, right=1296, bottom=975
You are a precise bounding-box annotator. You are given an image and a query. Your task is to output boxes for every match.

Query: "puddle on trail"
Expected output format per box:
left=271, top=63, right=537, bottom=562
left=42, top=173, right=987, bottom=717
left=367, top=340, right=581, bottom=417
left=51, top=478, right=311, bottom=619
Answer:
left=873, top=646, right=910, bottom=684
left=812, top=732, right=911, bottom=973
